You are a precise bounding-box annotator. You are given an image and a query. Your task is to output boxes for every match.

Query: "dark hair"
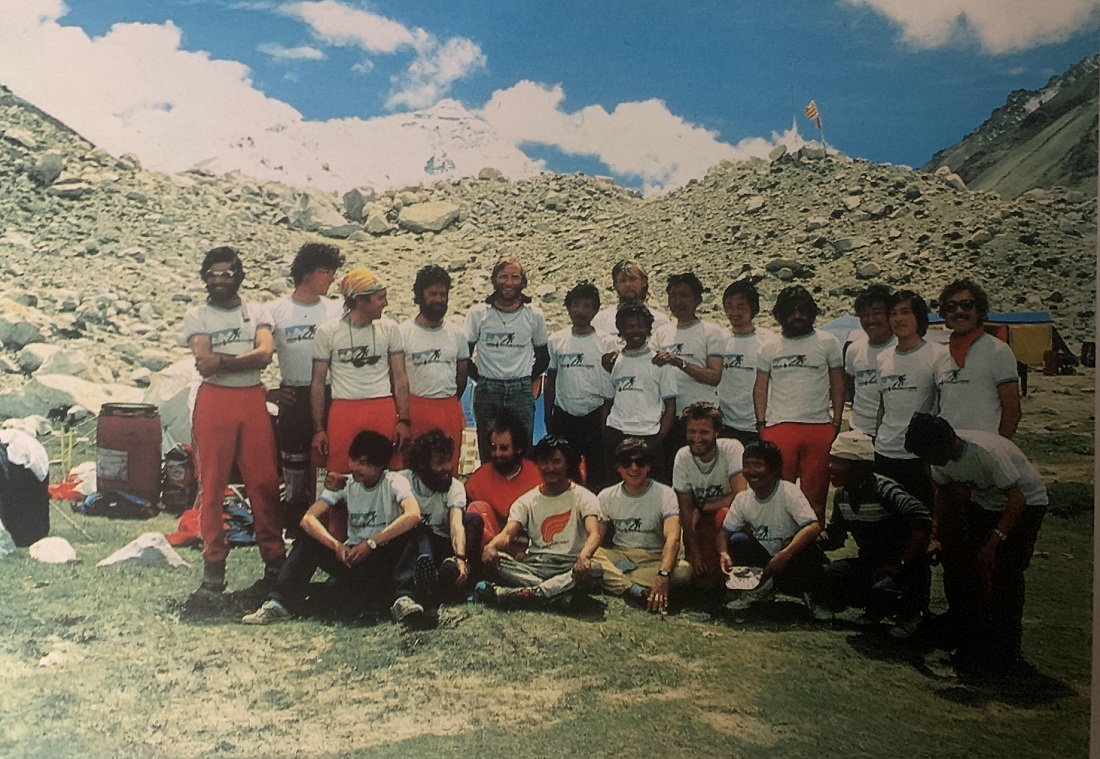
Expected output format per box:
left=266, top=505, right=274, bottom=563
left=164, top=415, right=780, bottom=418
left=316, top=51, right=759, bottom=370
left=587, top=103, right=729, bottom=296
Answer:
left=772, top=285, right=819, bottom=325
left=611, top=260, right=649, bottom=297
left=614, top=302, right=655, bottom=334
left=487, top=256, right=531, bottom=305
left=722, top=278, right=760, bottom=318
left=888, top=290, right=931, bottom=336
left=404, top=429, right=455, bottom=476
left=666, top=272, right=704, bottom=299
left=615, top=437, right=652, bottom=467
left=853, top=284, right=892, bottom=315
left=487, top=409, right=530, bottom=459
left=348, top=430, right=393, bottom=467
left=413, top=264, right=452, bottom=306
left=938, top=278, right=990, bottom=322
left=200, top=246, right=245, bottom=287
left=564, top=281, right=600, bottom=310
left=742, top=440, right=783, bottom=472
left=903, top=413, right=956, bottom=460
left=680, top=401, right=723, bottom=431
left=290, top=243, right=343, bottom=285
left=533, top=435, right=580, bottom=480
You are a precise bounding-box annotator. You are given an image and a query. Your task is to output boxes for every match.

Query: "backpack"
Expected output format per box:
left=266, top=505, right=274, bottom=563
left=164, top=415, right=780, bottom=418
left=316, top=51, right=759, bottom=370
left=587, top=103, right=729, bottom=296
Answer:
left=161, top=444, right=197, bottom=514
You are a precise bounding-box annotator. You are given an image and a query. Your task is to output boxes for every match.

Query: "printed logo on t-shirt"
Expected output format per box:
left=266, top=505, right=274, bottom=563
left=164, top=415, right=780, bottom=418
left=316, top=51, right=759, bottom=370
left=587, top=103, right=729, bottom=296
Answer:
left=349, top=511, right=385, bottom=531
left=485, top=331, right=517, bottom=349
left=855, top=367, right=878, bottom=387
left=612, top=517, right=643, bottom=533
left=880, top=373, right=912, bottom=392
left=559, top=352, right=593, bottom=369
left=209, top=326, right=244, bottom=349
left=336, top=346, right=377, bottom=365
left=410, top=348, right=444, bottom=366
left=751, top=523, right=770, bottom=542
left=939, top=368, right=967, bottom=387
left=662, top=342, right=685, bottom=356
left=613, top=375, right=638, bottom=392
left=723, top=353, right=747, bottom=370
left=692, top=484, right=727, bottom=503
left=773, top=353, right=816, bottom=370
left=540, top=509, right=573, bottom=544
left=283, top=324, right=318, bottom=343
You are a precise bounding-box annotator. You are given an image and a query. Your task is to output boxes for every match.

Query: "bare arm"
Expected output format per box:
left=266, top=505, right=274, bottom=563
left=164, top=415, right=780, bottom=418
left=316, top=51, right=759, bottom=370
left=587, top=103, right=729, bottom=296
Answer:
left=310, top=360, right=330, bottom=459
left=573, top=514, right=603, bottom=579
left=997, top=381, right=1022, bottom=439
left=483, top=520, right=523, bottom=566
left=300, top=498, right=349, bottom=565
left=655, top=397, right=676, bottom=442
left=844, top=372, right=855, bottom=403
left=455, top=358, right=469, bottom=399
left=763, top=521, right=823, bottom=580
left=828, top=366, right=845, bottom=429
left=371, top=496, right=421, bottom=546
left=753, top=371, right=769, bottom=427
left=390, top=352, right=411, bottom=448
left=697, top=472, right=747, bottom=514
left=543, top=370, right=557, bottom=427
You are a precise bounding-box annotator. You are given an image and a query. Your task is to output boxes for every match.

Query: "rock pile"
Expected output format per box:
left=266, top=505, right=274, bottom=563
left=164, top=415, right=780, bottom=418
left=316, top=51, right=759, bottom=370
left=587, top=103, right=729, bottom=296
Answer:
left=0, top=83, right=1093, bottom=421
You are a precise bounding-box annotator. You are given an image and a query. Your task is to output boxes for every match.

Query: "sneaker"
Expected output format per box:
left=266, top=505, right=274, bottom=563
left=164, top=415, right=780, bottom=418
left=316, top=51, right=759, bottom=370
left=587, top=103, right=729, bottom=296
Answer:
left=724, top=591, right=751, bottom=612
left=473, top=580, right=497, bottom=605
left=495, top=586, right=541, bottom=609
left=803, top=592, right=835, bottom=622
left=242, top=599, right=290, bottom=625
left=414, top=554, right=438, bottom=594
left=390, top=595, right=426, bottom=624
left=438, top=557, right=461, bottom=589
left=725, top=576, right=776, bottom=612
left=890, top=610, right=923, bottom=639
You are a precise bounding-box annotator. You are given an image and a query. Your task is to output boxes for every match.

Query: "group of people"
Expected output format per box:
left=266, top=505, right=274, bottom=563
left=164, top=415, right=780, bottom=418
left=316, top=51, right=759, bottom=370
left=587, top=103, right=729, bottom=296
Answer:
left=182, top=243, right=1047, bottom=674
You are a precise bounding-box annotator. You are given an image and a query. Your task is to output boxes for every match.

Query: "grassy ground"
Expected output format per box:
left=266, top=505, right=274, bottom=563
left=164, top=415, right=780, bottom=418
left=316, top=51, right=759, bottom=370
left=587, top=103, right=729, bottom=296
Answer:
left=0, top=373, right=1092, bottom=759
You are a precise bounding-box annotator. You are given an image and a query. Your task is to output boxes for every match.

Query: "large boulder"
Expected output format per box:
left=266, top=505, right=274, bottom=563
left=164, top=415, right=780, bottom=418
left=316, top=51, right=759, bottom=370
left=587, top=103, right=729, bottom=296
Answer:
left=342, top=187, right=376, bottom=222
left=30, top=152, right=65, bottom=186
left=0, top=298, right=47, bottom=348
left=397, top=201, right=460, bottom=234
left=285, top=188, right=346, bottom=232
left=0, top=375, right=143, bottom=419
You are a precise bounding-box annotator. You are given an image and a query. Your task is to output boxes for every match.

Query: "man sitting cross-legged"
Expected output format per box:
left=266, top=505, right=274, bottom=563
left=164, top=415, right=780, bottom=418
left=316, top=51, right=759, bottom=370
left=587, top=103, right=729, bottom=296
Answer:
left=476, top=436, right=603, bottom=609
left=242, top=431, right=430, bottom=628
left=398, top=430, right=482, bottom=603
left=592, top=438, right=692, bottom=613
left=717, top=440, right=827, bottom=617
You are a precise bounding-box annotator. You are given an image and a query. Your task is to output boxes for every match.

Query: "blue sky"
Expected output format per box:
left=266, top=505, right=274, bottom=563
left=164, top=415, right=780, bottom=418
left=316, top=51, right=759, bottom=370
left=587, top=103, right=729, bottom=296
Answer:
left=3, top=1, right=1097, bottom=193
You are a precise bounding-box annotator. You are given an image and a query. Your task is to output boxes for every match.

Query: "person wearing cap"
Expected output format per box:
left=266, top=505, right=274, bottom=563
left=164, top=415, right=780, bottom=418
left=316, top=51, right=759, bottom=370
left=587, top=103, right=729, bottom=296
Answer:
left=311, top=266, right=410, bottom=480
left=183, top=246, right=285, bottom=598
left=591, top=259, right=672, bottom=342
left=753, top=285, right=845, bottom=523
left=844, top=284, right=895, bottom=437
left=267, top=242, right=344, bottom=533
left=904, top=413, right=1048, bottom=673
left=465, top=256, right=550, bottom=462
left=819, top=430, right=932, bottom=638
left=935, top=278, right=1021, bottom=439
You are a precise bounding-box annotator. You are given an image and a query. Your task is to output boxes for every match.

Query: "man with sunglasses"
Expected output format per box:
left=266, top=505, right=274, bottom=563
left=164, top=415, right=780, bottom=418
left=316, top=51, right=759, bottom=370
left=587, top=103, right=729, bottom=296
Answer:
left=184, top=247, right=285, bottom=599
left=311, top=267, right=410, bottom=482
left=936, top=279, right=1021, bottom=439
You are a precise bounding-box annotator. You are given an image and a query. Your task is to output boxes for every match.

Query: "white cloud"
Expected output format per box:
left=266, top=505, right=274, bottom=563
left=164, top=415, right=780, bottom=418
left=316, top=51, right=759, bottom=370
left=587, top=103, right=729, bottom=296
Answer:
left=481, top=81, right=793, bottom=194
left=845, top=0, right=1100, bottom=54
left=281, top=0, right=484, bottom=109
left=257, top=42, right=324, bottom=61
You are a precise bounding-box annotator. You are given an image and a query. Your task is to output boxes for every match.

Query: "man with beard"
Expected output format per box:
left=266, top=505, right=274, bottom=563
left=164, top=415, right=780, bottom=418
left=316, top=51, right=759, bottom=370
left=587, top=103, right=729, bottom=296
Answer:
left=845, top=284, right=895, bottom=437
left=753, top=285, right=845, bottom=523
left=475, top=436, right=603, bottom=609
left=399, top=265, right=469, bottom=473
left=464, top=411, right=543, bottom=546
left=268, top=242, right=344, bottom=533
left=465, top=256, right=550, bottom=461
left=592, top=259, right=672, bottom=342
left=398, top=430, right=481, bottom=602
left=717, top=278, right=776, bottom=445
left=184, top=246, right=284, bottom=597
left=672, top=402, right=747, bottom=588
left=311, top=267, right=410, bottom=475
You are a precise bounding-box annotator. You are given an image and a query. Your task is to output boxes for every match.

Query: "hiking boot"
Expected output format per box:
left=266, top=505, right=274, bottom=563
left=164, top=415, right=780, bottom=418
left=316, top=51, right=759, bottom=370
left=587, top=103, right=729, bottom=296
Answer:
left=438, top=557, right=461, bottom=589
left=390, top=595, right=426, bottom=624
left=242, top=599, right=291, bottom=625
left=889, top=610, right=923, bottom=640
left=495, top=586, right=541, bottom=609
left=414, top=554, right=438, bottom=594
left=803, top=592, right=835, bottom=622
left=201, top=560, right=227, bottom=594
left=473, top=581, right=497, bottom=605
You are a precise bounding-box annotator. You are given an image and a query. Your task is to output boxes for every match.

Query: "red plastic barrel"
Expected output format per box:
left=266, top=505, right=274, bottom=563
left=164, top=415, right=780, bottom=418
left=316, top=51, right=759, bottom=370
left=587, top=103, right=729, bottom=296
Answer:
left=96, top=403, right=162, bottom=505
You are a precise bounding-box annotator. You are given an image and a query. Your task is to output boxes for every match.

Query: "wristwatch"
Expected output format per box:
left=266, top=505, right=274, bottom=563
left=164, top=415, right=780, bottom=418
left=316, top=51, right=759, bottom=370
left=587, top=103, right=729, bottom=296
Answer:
left=657, top=569, right=671, bottom=578
left=367, top=538, right=379, bottom=550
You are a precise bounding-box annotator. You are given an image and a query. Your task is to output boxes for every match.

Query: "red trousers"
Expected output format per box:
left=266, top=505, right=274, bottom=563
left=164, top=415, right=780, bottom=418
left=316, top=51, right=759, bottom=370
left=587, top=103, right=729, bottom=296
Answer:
left=408, top=394, right=465, bottom=474
left=760, top=422, right=834, bottom=520
left=192, top=383, right=284, bottom=564
left=326, top=397, right=400, bottom=473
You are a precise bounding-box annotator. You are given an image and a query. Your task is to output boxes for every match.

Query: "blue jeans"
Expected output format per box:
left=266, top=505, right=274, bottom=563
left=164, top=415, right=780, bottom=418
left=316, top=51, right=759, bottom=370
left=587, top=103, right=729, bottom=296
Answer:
left=472, top=377, right=534, bottom=461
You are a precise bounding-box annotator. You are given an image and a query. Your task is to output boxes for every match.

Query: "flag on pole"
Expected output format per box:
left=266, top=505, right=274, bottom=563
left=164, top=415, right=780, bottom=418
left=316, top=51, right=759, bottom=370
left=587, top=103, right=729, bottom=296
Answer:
left=804, top=100, right=822, bottom=129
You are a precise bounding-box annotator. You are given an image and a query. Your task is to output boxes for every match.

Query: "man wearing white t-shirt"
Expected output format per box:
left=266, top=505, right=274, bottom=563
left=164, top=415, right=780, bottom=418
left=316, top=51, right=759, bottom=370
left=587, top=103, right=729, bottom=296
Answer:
left=477, top=437, right=603, bottom=609
left=593, top=438, right=692, bottom=612
left=268, top=242, right=344, bottom=531
left=545, top=282, right=617, bottom=490
left=653, top=272, right=726, bottom=465
left=400, top=265, right=469, bottom=473
left=466, top=256, right=550, bottom=462
left=591, top=259, right=672, bottom=342
left=672, top=402, right=747, bottom=588
left=754, top=286, right=845, bottom=522
left=717, top=278, right=776, bottom=445
left=243, top=431, right=430, bottom=627
left=904, top=413, right=1047, bottom=672
left=935, top=278, right=1021, bottom=438
left=184, top=247, right=284, bottom=599
left=845, top=284, right=895, bottom=436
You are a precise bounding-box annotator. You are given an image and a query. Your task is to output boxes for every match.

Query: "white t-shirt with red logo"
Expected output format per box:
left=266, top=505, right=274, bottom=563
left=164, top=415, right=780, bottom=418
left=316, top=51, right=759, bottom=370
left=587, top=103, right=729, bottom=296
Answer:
left=508, top=483, right=600, bottom=558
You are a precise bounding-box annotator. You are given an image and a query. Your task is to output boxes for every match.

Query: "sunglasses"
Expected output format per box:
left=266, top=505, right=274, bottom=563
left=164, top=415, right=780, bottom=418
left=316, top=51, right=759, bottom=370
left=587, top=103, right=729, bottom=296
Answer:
left=349, top=352, right=381, bottom=368
left=206, top=270, right=237, bottom=281
left=944, top=299, right=976, bottom=313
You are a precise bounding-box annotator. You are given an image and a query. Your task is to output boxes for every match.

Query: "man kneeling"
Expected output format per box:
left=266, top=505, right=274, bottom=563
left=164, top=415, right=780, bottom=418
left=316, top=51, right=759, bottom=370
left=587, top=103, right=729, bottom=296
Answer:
left=593, top=438, right=692, bottom=613
left=717, top=440, right=826, bottom=616
left=243, top=431, right=429, bottom=627
left=477, top=436, right=602, bottom=609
